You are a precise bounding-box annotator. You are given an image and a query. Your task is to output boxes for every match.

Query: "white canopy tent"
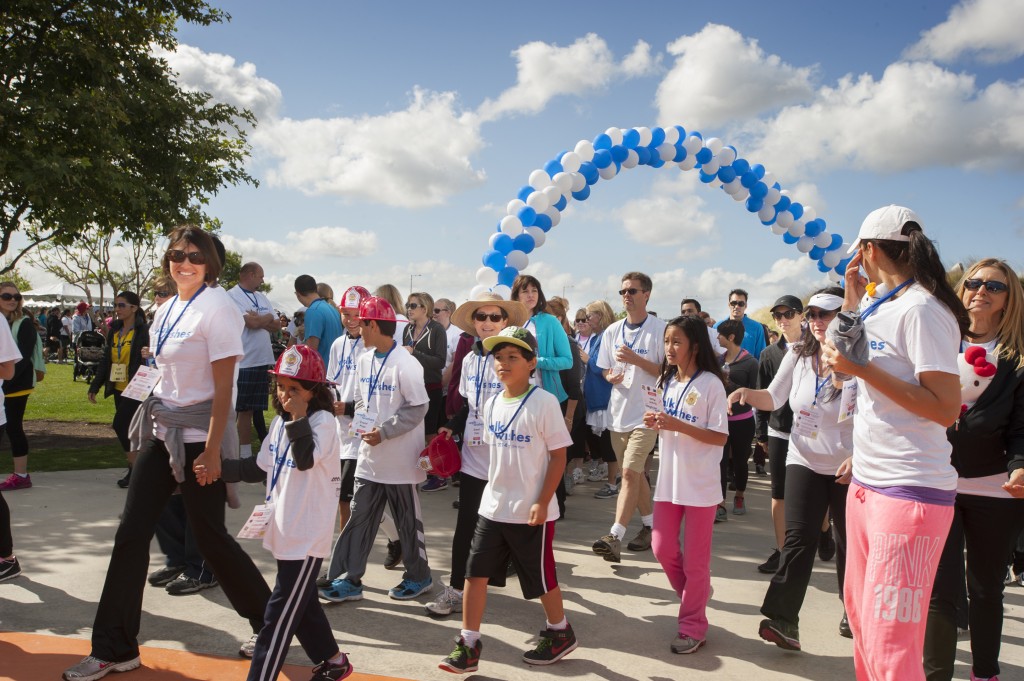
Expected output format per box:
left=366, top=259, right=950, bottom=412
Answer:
left=21, top=283, right=149, bottom=309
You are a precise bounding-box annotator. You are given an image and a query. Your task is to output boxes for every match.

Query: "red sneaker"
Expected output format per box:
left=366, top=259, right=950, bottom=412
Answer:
left=0, top=473, right=31, bottom=491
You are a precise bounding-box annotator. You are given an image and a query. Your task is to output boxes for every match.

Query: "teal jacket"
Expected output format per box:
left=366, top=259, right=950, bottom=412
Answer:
left=528, top=312, right=573, bottom=403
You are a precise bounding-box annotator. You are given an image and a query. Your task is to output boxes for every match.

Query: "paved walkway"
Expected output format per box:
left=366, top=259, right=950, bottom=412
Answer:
left=2, top=467, right=1022, bottom=680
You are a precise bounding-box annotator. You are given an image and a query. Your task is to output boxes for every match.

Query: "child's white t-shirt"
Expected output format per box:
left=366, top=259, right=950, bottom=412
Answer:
left=326, top=333, right=366, bottom=461
left=354, top=342, right=429, bottom=484
left=479, top=387, right=573, bottom=524
left=597, top=315, right=667, bottom=431
left=152, top=286, right=243, bottom=442
left=654, top=371, right=729, bottom=507
left=458, top=350, right=504, bottom=481
left=766, top=350, right=853, bottom=475
left=853, top=284, right=960, bottom=490
left=256, top=410, right=341, bottom=560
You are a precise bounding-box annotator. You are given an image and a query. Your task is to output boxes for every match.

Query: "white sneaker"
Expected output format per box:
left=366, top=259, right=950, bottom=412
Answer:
left=587, top=462, right=608, bottom=482
left=425, top=584, right=463, bottom=617
left=572, top=467, right=585, bottom=484
left=62, top=656, right=140, bottom=681
left=563, top=470, right=575, bottom=496
left=239, top=632, right=258, bottom=658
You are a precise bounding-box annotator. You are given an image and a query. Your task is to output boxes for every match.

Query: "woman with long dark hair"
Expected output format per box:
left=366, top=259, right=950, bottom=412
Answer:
left=0, top=281, right=44, bottom=492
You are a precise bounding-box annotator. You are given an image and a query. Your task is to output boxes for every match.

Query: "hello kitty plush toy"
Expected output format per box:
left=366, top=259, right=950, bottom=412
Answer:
left=958, top=345, right=997, bottom=416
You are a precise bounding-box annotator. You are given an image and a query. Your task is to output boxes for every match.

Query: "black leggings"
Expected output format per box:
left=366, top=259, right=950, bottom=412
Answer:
left=0, top=491, right=11, bottom=556
left=768, top=436, right=790, bottom=500
left=584, top=427, right=615, bottom=463
left=111, top=392, right=142, bottom=454
left=450, top=473, right=488, bottom=591
left=721, top=416, right=755, bottom=496
left=0, top=394, right=29, bottom=459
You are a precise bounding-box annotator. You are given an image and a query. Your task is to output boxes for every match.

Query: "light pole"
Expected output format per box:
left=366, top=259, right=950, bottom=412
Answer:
left=409, top=273, right=423, bottom=296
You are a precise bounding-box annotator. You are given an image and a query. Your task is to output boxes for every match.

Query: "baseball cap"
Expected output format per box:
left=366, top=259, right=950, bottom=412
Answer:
left=482, top=326, right=538, bottom=354
left=770, top=295, right=803, bottom=313
left=848, top=205, right=923, bottom=255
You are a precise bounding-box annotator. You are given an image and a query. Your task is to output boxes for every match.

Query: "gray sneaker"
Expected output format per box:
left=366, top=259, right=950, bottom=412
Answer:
left=62, top=655, right=141, bottom=680
left=165, top=574, right=218, bottom=596
left=627, top=526, right=652, bottom=552
left=594, top=483, right=619, bottom=499
left=671, top=635, right=706, bottom=654
left=592, top=534, right=622, bottom=563
left=425, top=584, right=463, bottom=617
left=239, top=633, right=258, bottom=658
left=587, top=461, right=608, bottom=482
left=563, top=470, right=575, bottom=496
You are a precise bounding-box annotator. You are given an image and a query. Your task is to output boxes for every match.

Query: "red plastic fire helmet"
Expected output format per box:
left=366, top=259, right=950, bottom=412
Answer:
left=340, top=285, right=371, bottom=311
left=269, top=344, right=328, bottom=383
left=419, top=434, right=462, bottom=478
left=358, top=296, right=396, bottom=322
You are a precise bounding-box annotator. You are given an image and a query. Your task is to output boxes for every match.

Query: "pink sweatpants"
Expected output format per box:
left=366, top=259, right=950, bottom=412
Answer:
left=844, top=484, right=953, bottom=681
left=651, top=501, right=717, bottom=640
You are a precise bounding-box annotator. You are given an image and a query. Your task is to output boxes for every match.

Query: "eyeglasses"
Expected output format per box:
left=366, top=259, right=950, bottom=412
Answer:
left=964, top=278, right=1009, bottom=294
left=165, top=249, right=206, bottom=265
left=729, top=300, right=747, bottom=307
left=574, top=318, right=587, bottom=323
left=153, top=290, right=170, bottom=298
left=433, top=308, right=450, bottom=315
left=473, top=312, right=505, bottom=322
left=115, top=302, right=134, bottom=308
left=805, top=309, right=838, bottom=321
left=0, top=293, right=22, bottom=302
left=619, top=287, right=644, bottom=296
left=771, top=310, right=798, bottom=320
left=406, top=302, right=422, bottom=310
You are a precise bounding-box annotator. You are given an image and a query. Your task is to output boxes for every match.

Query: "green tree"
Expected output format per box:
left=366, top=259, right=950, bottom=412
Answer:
left=0, top=259, right=31, bottom=290
left=218, top=249, right=272, bottom=293
left=0, top=1, right=257, bottom=274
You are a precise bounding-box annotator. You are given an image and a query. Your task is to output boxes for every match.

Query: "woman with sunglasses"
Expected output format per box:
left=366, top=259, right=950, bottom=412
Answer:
left=729, top=287, right=854, bottom=651
left=87, top=291, right=149, bottom=489
left=821, top=206, right=967, bottom=681
left=0, top=283, right=45, bottom=492
left=923, top=259, right=1024, bottom=681
left=65, top=226, right=272, bottom=681
left=403, top=292, right=448, bottom=447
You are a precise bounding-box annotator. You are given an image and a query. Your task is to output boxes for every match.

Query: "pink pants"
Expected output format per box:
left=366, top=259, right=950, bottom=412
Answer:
left=651, top=501, right=716, bottom=640
left=844, top=484, right=953, bottom=681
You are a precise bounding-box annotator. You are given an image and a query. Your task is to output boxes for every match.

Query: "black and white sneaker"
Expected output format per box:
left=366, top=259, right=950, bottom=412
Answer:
left=0, top=556, right=21, bottom=583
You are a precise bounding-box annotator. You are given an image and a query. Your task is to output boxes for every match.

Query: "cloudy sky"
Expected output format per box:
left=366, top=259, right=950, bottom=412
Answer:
left=26, top=0, right=1024, bottom=318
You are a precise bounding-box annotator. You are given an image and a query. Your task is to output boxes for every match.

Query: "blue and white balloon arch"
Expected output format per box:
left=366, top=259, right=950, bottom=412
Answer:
left=472, top=125, right=853, bottom=300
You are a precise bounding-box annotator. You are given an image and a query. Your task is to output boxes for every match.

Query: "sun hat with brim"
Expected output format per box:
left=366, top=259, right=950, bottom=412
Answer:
left=847, top=204, right=923, bottom=255
left=451, top=293, right=528, bottom=335
left=481, top=326, right=537, bottom=354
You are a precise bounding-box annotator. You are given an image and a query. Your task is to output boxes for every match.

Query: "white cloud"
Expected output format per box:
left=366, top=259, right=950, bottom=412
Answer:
left=905, top=0, right=1024, bottom=64
left=221, top=226, right=378, bottom=266
left=477, top=34, right=658, bottom=122
left=656, top=24, right=816, bottom=131
left=616, top=175, right=718, bottom=258
left=787, top=182, right=828, bottom=215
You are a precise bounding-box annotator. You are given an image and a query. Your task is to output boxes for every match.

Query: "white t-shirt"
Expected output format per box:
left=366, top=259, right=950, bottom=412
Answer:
left=354, top=341, right=429, bottom=484
left=654, top=371, right=729, bottom=507
left=707, top=326, right=725, bottom=358
left=326, top=333, right=366, bottom=461
left=444, top=325, right=462, bottom=371
left=458, top=349, right=505, bottom=480
left=256, top=411, right=341, bottom=560
left=394, top=314, right=410, bottom=347
left=766, top=350, right=853, bottom=475
left=151, top=286, right=244, bottom=442
left=479, top=386, right=573, bottom=524
left=0, top=322, right=24, bottom=426
left=227, top=286, right=276, bottom=368
left=597, top=315, right=667, bottom=431
left=853, top=284, right=960, bottom=490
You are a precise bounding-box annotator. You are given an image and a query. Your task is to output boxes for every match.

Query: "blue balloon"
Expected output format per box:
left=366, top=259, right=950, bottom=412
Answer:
left=673, top=146, right=687, bottom=162
left=673, top=125, right=687, bottom=140
left=829, top=233, right=844, bottom=250
left=649, top=127, right=666, bottom=147
left=610, top=145, right=628, bottom=164
left=809, top=246, right=826, bottom=260
left=690, top=131, right=703, bottom=140
left=695, top=147, right=713, bottom=164
left=732, top=158, right=750, bottom=175
left=752, top=163, right=765, bottom=179
left=483, top=249, right=505, bottom=270
left=717, top=166, right=737, bottom=184
left=803, top=219, right=822, bottom=237
left=789, top=202, right=804, bottom=220
left=622, top=128, right=641, bottom=149
left=552, top=196, right=567, bottom=211
left=592, top=149, right=613, bottom=169
left=745, top=196, right=764, bottom=212
left=761, top=214, right=778, bottom=226
left=543, top=159, right=563, bottom=176
left=493, top=233, right=514, bottom=254
left=775, top=195, right=792, bottom=212
left=513, top=233, right=535, bottom=254
left=749, top=181, right=768, bottom=199
left=772, top=182, right=781, bottom=190
left=517, top=185, right=533, bottom=202
left=817, top=259, right=832, bottom=273
left=782, top=233, right=799, bottom=245
left=579, top=161, right=599, bottom=185
left=517, top=206, right=537, bottom=227
left=740, top=171, right=758, bottom=189
left=650, top=157, right=665, bottom=168
left=497, top=266, right=519, bottom=287
left=593, top=133, right=612, bottom=150
left=534, top=213, right=553, bottom=231
left=571, top=184, right=591, bottom=201
left=698, top=170, right=717, bottom=183
left=635, top=146, right=651, bottom=165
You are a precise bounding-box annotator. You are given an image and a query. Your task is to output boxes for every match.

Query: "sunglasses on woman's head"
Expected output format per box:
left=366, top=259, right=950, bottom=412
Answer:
left=0, top=293, right=22, bottom=302
left=964, top=278, right=1008, bottom=294
left=165, top=249, right=206, bottom=265
left=473, top=312, right=504, bottom=322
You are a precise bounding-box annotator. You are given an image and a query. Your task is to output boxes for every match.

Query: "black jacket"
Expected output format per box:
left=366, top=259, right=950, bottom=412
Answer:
left=755, top=337, right=795, bottom=440
left=89, top=317, right=150, bottom=398
left=4, top=317, right=41, bottom=395
left=403, top=319, right=447, bottom=386
left=948, top=352, right=1024, bottom=478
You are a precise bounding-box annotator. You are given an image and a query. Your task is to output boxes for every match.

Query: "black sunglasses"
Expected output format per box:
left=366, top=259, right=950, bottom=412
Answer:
left=165, top=249, right=206, bottom=265
left=729, top=300, right=747, bottom=307
left=433, top=308, right=449, bottom=315
left=771, top=310, right=798, bottom=320
left=618, top=287, right=644, bottom=296
left=964, top=278, right=1008, bottom=294
left=115, top=302, right=134, bottom=308
left=805, top=309, right=838, bottom=321
left=0, top=293, right=22, bottom=302
left=153, top=290, right=170, bottom=298
left=406, top=302, right=422, bottom=310
left=473, top=312, right=505, bottom=323
left=574, top=318, right=587, bottom=323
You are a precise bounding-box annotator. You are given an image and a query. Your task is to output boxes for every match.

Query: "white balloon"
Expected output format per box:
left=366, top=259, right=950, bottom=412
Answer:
left=636, top=126, right=652, bottom=146
left=823, top=250, right=842, bottom=268
left=657, top=143, right=675, bottom=162
left=574, top=140, right=595, bottom=162
left=663, top=126, right=680, bottom=145
left=776, top=210, right=794, bottom=228
left=505, top=250, right=528, bottom=270
left=500, top=215, right=523, bottom=236
left=560, top=151, right=582, bottom=173
left=762, top=171, right=777, bottom=188
left=771, top=223, right=788, bottom=235
left=758, top=205, right=776, bottom=222
left=552, top=172, right=573, bottom=194
left=526, top=190, right=549, bottom=213
left=622, top=149, right=639, bottom=169
left=678, top=155, right=697, bottom=171
left=570, top=172, right=586, bottom=192
left=717, top=146, right=737, bottom=166
left=544, top=207, right=561, bottom=227
left=470, top=284, right=489, bottom=300
left=797, top=235, right=815, bottom=253
left=506, top=198, right=526, bottom=216
left=684, top=135, right=703, bottom=155
left=733, top=188, right=749, bottom=202
left=827, top=269, right=842, bottom=283
left=542, top=185, right=562, bottom=206
left=491, top=285, right=512, bottom=299
left=787, top=221, right=806, bottom=237
left=705, top=137, right=723, bottom=154
left=764, top=187, right=781, bottom=206
left=604, top=127, right=623, bottom=146
left=702, top=159, right=721, bottom=176
left=814, top=232, right=833, bottom=248
left=802, top=206, right=817, bottom=223
left=780, top=188, right=791, bottom=197
left=528, top=169, right=550, bottom=191
left=525, top=226, right=546, bottom=247
left=598, top=164, right=617, bottom=180
left=722, top=178, right=741, bottom=195
left=476, top=267, right=498, bottom=286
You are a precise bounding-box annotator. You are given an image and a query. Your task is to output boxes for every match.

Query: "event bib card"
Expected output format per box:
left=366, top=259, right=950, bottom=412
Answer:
left=351, top=409, right=378, bottom=436
left=121, top=365, right=160, bottom=401
left=792, top=405, right=823, bottom=439
left=109, top=363, right=129, bottom=383
left=466, top=415, right=485, bottom=447
left=237, top=503, right=275, bottom=539
left=838, top=381, right=858, bottom=423
left=620, top=363, right=635, bottom=389
left=641, top=383, right=660, bottom=412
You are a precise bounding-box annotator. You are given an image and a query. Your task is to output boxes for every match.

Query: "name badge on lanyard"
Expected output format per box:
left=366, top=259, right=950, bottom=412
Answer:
left=109, top=363, right=129, bottom=383
left=351, top=408, right=378, bottom=436
left=838, top=381, right=857, bottom=423
left=237, top=503, right=275, bottom=539
left=792, top=405, right=823, bottom=439
left=466, top=414, right=485, bottom=447
left=120, top=365, right=160, bottom=401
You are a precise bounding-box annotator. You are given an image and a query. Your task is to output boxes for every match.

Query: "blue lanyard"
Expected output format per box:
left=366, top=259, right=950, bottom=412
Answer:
left=811, top=354, right=832, bottom=406
left=663, top=371, right=701, bottom=416
left=619, top=317, right=647, bottom=351
left=267, top=423, right=291, bottom=502
left=860, top=278, right=913, bottom=321
left=331, top=335, right=361, bottom=382
left=114, top=327, right=134, bottom=357
left=240, top=287, right=260, bottom=309
left=367, top=341, right=396, bottom=401
left=486, top=385, right=537, bottom=438
left=155, top=285, right=207, bottom=357
left=473, top=352, right=493, bottom=414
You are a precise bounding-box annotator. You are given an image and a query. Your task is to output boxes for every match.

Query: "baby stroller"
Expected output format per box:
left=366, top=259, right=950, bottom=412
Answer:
left=73, top=330, right=105, bottom=382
